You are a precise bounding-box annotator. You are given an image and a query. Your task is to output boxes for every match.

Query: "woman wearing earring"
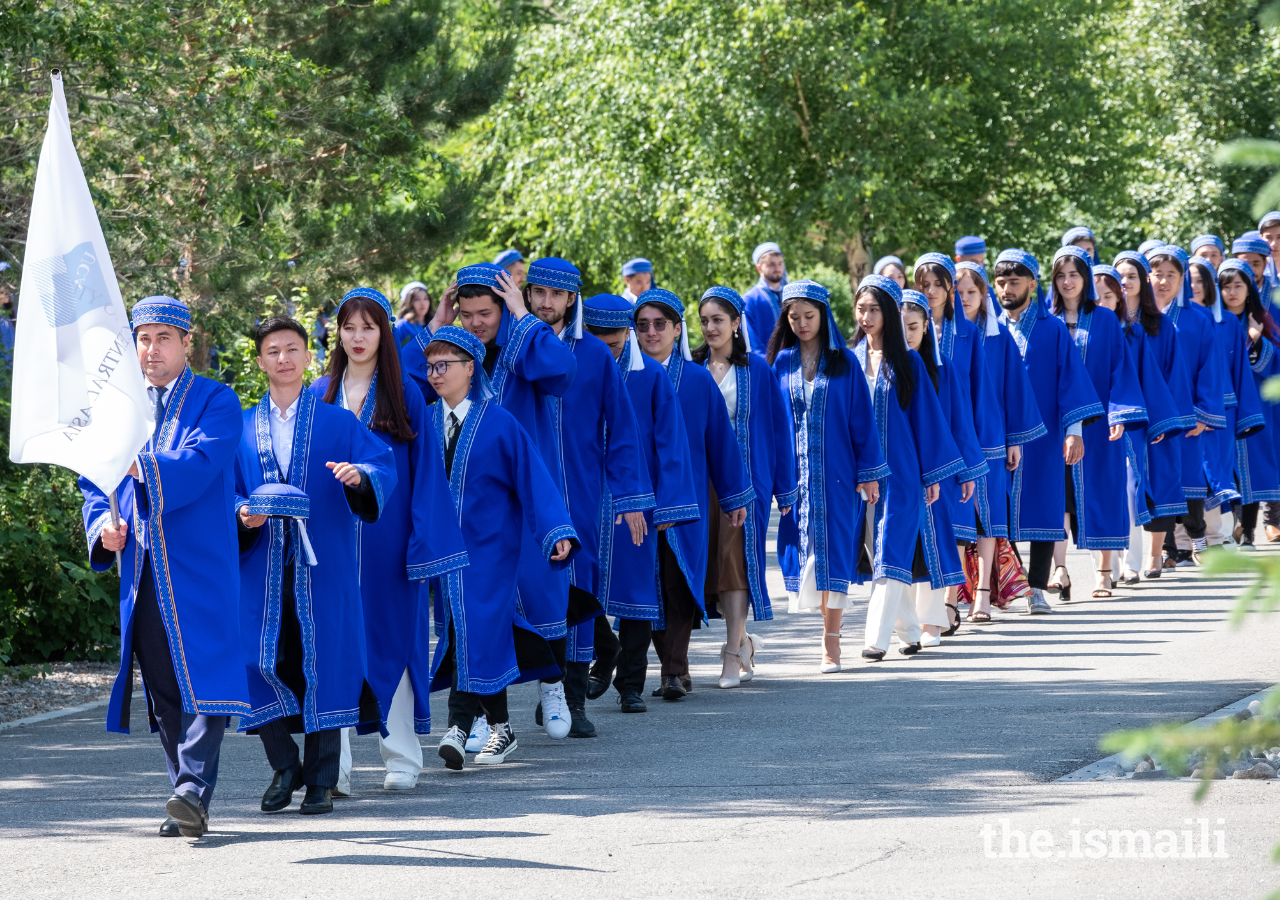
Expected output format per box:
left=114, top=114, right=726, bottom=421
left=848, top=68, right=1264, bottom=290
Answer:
left=953, top=264, right=1044, bottom=621
left=898, top=290, right=984, bottom=643
left=848, top=275, right=963, bottom=661
left=312, top=287, right=465, bottom=794
left=693, top=287, right=797, bottom=688
left=768, top=281, right=886, bottom=673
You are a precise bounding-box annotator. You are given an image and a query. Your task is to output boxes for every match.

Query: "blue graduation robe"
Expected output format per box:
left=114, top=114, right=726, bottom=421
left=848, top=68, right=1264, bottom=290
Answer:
left=1166, top=301, right=1226, bottom=499
left=743, top=278, right=783, bottom=353
left=973, top=323, right=1047, bottom=538
left=80, top=368, right=250, bottom=734
left=1057, top=306, right=1148, bottom=549
left=427, top=399, right=576, bottom=707
left=662, top=353, right=754, bottom=617
left=598, top=352, right=699, bottom=621
left=774, top=348, right=889, bottom=593
left=1132, top=317, right=1193, bottom=518
left=921, top=354, right=988, bottom=585
left=1236, top=320, right=1280, bottom=503
left=234, top=390, right=398, bottom=734
left=703, top=355, right=798, bottom=620
left=310, top=373, right=468, bottom=732
left=852, top=343, right=965, bottom=584
left=1120, top=320, right=1189, bottom=526
left=1001, top=299, right=1105, bottom=541
left=557, top=332, right=654, bottom=661
left=1202, top=311, right=1263, bottom=509
left=393, top=319, right=425, bottom=349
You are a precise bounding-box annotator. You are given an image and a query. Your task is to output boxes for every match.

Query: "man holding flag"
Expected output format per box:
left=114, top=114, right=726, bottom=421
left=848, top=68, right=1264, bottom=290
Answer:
left=11, top=72, right=247, bottom=839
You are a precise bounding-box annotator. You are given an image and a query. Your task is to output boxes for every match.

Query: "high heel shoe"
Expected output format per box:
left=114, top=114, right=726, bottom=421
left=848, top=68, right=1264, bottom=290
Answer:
left=1053, top=564, right=1072, bottom=602
left=717, top=644, right=742, bottom=689
left=739, top=633, right=762, bottom=683
left=820, top=632, right=842, bottom=674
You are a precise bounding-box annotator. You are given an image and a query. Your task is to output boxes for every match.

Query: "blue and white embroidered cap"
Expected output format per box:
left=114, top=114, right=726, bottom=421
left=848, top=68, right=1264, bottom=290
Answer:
left=872, top=255, right=904, bottom=277
left=428, top=325, right=495, bottom=401
left=1233, top=233, right=1272, bottom=258
left=584, top=293, right=645, bottom=370
left=1138, top=239, right=1166, bottom=257
left=899, top=288, right=942, bottom=365
left=1259, top=212, right=1280, bottom=230
left=456, top=262, right=505, bottom=289
left=493, top=249, right=523, bottom=269
left=955, top=236, right=986, bottom=256
left=857, top=273, right=903, bottom=306
left=913, top=252, right=957, bottom=283
left=701, top=285, right=750, bottom=351
left=339, top=286, right=393, bottom=321
left=622, top=258, right=653, bottom=277
left=1191, top=235, right=1224, bottom=254
left=1147, top=244, right=1194, bottom=306
left=1062, top=226, right=1095, bottom=247
left=1113, top=250, right=1152, bottom=275
left=955, top=261, right=1000, bottom=337
left=131, top=295, right=191, bottom=332
left=752, top=242, right=783, bottom=265
left=1187, top=255, right=1223, bottom=322
left=634, top=288, right=692, bottom=361
left=527, top=257, right=584, bottom=339
left=247, top=484, right=317, bottom=566
left=1050, top=245, right=1099, bottom=303
left=995, top=248, right=1040, bottom=280
left=786, top=279, right=845, bottom=351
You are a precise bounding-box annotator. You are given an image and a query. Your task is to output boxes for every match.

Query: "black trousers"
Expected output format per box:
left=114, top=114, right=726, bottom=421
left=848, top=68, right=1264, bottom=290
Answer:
left=442, top=622, right=509, bottom=733
left=1242, top=501, right=1260, bottom=537
left=256, top=562, right=340, bottom=789
left=1265, top=501, right=1280, bottom=528
left=1024, top=541, right=1056, bottom=590
left=613, top=618, right=654, bottom=694
left=540, top=636, right=567, bottom=685
left=1163, top=499, right=1207, bottom=554
left=134, top=554, right=226, bottom=811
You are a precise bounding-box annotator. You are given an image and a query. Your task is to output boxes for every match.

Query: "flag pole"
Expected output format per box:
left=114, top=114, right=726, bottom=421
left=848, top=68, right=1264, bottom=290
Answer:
left=108, top=494, right=122, bottom=570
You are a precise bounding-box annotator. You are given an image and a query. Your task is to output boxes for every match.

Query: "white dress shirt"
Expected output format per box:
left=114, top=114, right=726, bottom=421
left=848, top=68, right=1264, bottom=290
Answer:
left=440, top=396, right=472, bottom=431
left=268, top=393, right=300, bottom=475
left=715, top=366, right=738, bottom=420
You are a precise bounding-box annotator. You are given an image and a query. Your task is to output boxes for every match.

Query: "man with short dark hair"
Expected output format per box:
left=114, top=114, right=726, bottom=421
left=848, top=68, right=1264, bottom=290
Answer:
left=742, top=242, right=787, bottom=351
left=80, top=296, right=248, bottom=838
left=235, top=316, right=399, bottom=817
left=993, top=250, right=1103, bottom=613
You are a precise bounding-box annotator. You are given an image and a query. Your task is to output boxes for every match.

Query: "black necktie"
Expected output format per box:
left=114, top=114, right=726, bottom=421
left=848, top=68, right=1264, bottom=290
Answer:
left=445, top=412, right=461, bottom=477
left=150, top=385, right=167, bottom=448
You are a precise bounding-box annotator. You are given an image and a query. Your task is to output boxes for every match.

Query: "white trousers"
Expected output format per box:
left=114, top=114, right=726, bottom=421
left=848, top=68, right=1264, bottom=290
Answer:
left=863, top=578, right=921, bottom=651
left=339, top=668, right=423, bottom=783
left=1121, top=457, right=1144, bottom=575
left=912, top=582, right=948, bottom=629
left=1203, top=506, right=1232, bottom=546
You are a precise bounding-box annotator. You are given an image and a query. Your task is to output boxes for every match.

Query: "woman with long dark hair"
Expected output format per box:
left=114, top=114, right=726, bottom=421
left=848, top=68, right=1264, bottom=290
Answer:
left=693, top=287, right=797, bottom=688
left=312, top=287, right=457, bottom=794
left=1113, top=252, right=1194, bottom=578
left=1044, top=247, right=1147, bottom=600
left=898, top=290, right=984, bottom=644
left=1217, top=260, right=1280, bottom=546
left=768, top=280, right=885, bottom=672
left=394, top=282, right=434, bottom=348
left=954, top=263, right=1045, bottom=621
left=848, top=276, right=962, bottom=661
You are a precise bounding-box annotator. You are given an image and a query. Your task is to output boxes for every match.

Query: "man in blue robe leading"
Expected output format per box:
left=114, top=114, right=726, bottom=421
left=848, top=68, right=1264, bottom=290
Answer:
left=234, top=317, right=399, bottom=817
left=994, top=249, right=1104, bottom=614
left=80, top=296, right=249, bottom=839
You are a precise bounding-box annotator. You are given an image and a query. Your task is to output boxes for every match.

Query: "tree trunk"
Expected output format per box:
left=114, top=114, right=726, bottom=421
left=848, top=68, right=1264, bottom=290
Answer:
left=843, top=232, right=872, bottom=297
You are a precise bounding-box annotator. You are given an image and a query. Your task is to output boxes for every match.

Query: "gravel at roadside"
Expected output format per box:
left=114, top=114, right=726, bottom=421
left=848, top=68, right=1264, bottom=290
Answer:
left=0, top=661, right=121, bottom=724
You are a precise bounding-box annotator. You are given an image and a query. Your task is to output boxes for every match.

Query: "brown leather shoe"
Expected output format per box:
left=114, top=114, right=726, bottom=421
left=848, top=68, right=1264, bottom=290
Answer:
left=1266, top=525, right=1280, bottom=543
left=660, top=675, right=687, bottom=701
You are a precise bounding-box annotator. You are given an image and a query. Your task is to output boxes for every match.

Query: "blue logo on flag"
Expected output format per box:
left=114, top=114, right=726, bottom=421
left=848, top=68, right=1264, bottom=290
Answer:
left=33, top=242, right=112, bottom=328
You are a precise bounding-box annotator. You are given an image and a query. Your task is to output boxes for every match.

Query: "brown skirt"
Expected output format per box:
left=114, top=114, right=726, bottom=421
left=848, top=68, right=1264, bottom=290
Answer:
left=704, top=484, right=749, bottom=597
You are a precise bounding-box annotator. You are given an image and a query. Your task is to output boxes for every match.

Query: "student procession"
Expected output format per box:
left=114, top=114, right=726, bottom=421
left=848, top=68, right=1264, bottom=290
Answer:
left=81, top=219, right=1280, bottom=839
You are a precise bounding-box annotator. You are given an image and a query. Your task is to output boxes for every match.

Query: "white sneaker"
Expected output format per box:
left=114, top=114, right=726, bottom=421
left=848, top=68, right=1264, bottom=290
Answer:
left=920, top=632, right=942, bottom=647
left=475, top=722, right=517, bottom=765
left=1025, top=589, right=1052, bottom=615
left=382, top=771, right=417, bottom=791
left=465, top=715, right=490, bottom=753
left=334, top=772, right=352, bottom=797
left=437, top=726, right=466, bottom=771
left=539, top=682, right=571, bottom=739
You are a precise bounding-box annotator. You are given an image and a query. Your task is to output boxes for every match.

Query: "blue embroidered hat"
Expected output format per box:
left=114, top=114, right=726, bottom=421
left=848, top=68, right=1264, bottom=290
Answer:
left=899, top=288, right=929, bottom=310
left=752, top=242, right=783, bottom=265
left=428, top=325, right=494, bottom=402
left=1148, top=244, right=1193, bottom=306
left=1191, top=235, right=1224, bottom=254
left=527, top=257, right=584, bottom=339
left=913, top=252, right=957, bottom=282
left=622, top=258, right=653, bottom=277
left=339, top=286, right=393, bottom=321
left=1138, top=239, right=1166, bottom=256
left=1259, top=212, right=1280, bottom=230
left=955, top=262, right=1001, bottom=338
left=899, top=289, right=942, bottom=364
left=1062, top=226, right=1095, bottom=246
left=1187, top=255, right=1223, bottom=322
left=1092, top=264, right=1122, bottom=283
left=1050, top=245, right=1098, bottom=303
left=856, top=273, right=903, bottom=306
left=995, top=248, right=1040, bottom=280
left=955, top=236, right=986, bottom=256
left=583, top=294, right=646, bottom=370
left=634, top=288, right=692, bottom=361
left=456, top=262, right=505, bottom=288
left=1233, top=232, right=1271, bottom=257
left=493, top=249, right=523, bottom=268
left=872, top=255, right=904, bottom=277
left=131, top=295, right=191, bottom=332
left=701, top=286, right=750, bottom=351
left=1113, top=250, right=1152, bottom=275
left=785, top=279, right=845, bottom=351
left=247, top=484, right=317, bottom=566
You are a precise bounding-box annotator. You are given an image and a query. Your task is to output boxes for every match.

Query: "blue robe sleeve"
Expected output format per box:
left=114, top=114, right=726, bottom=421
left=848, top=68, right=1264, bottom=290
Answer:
left=402, top=379, right=468, bottom=580
left=907, top=353, right=965, bottom=486
left=1228, top=317, right=1266, bottom=437
left=505, top=314, right=577, bottom=398
left=1164, top=327, right=1197, bottom=429
left=348, top=419, right=398, bottom=523
left=1187, top=313, right=1226, bottom=429
left=1053, top=323, right=1105, bottom=429
left=845, top=353, right=890, bottom=483
left=942, top=361, right=989, bottom=483
left=1129, top=328, right=1183, bottom=442
left=965, top=337, right=1006, bottom=459
left=648, top=369, right=701, bottom=526
left=399, top=331, right=436, bottom=400
left=703, top=376, right=755, bottom=511
left=1100, top=313, right=1148, bottom=429
left=600, top=354, right=655, bottom=513
left=79, top=477, right=131, bottom=571
left=507, top=418, right=580, bottom=567
left=136, top=384, right=242, bottom=514
left=764, top=365, right=799, bottom=508
left=997, top=328, right=1048, bottom=446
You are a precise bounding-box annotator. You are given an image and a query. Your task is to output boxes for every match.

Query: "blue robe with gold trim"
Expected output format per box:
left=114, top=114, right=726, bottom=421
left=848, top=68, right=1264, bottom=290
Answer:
left=80, top=367, right=249, bottom=734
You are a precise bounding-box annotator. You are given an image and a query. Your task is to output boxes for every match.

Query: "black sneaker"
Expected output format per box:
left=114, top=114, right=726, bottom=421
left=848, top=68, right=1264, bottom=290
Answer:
left=437, top=725, right=466, bottom=771
left=568, top=702, right=596, bottom=738
left=475, top=722, right=517, bottom=765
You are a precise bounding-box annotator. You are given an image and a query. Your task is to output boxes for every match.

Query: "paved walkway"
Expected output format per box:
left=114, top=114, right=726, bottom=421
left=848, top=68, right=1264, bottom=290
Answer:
left=2, top=542, right=1278, bottom=899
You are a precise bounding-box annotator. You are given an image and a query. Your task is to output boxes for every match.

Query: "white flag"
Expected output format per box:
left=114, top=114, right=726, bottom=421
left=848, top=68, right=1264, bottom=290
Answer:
left=8, top=72, right=151, bottom=495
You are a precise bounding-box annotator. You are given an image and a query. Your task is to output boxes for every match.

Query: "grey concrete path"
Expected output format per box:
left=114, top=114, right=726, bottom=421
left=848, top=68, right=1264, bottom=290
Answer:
left=2, top=541, right=1279, bottom=900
